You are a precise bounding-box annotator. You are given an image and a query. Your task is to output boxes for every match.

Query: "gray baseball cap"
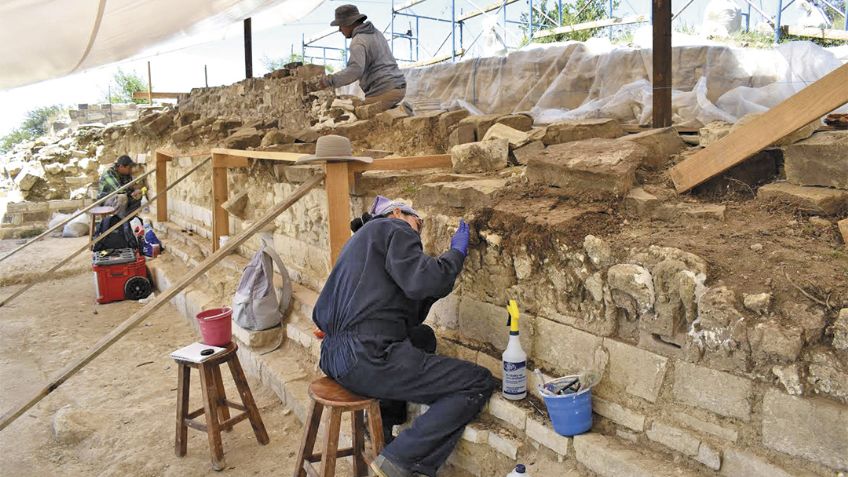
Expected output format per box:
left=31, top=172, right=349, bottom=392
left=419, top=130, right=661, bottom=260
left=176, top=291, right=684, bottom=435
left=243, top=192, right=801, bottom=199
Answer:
left=331, top=4, right=367, bottom=27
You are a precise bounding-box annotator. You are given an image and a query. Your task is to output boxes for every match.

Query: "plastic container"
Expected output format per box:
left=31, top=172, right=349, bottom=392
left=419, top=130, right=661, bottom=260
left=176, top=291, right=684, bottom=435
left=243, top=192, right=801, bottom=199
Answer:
left=502, top=300, right=527, bottom=400
left=506, top=464, right=528, bottom=476
left=540, top=376, right=593, bottom=436
left=92, top=250, right=150, bottom=304
left=196, top=307, right=233, bottom=346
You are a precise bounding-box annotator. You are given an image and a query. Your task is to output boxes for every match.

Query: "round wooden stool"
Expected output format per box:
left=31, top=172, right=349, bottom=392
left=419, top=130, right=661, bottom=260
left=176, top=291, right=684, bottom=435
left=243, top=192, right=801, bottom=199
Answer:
left=293, top=377, right=384, bottom=477
left=173, top=342, right=269, bottom=471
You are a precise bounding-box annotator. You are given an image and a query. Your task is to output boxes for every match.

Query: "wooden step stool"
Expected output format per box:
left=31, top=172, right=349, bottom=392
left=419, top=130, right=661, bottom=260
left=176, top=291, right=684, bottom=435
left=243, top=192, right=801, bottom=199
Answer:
left=293, top=377, right=385, bottom=477
left=173, top=342, right=269, bottom=471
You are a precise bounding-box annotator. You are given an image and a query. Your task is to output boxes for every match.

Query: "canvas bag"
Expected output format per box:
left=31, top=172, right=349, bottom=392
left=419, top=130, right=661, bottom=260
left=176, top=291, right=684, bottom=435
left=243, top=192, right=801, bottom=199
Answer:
left=232, top=241, right=292, bottom=331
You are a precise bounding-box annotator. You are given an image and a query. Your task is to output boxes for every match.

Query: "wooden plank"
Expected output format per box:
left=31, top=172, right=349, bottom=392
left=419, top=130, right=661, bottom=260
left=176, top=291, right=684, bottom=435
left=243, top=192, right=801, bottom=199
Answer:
left=670, top=62, right=848, bottom=193
left=156, top=152, right=169, bottom=222
left=325, top=161, right=352, bottom=266
left=785, top=25, right=848, bottom=41
left=652, top=0, right=672, bottom=128
left=533, top=15, right=647, bottom=39
left=211, top=153, right=229, bottom=252
left=132, top=91, right=186, bottom=99
left=0, top=174, right=325, bottom=431
left=210, top=148, right=307, bottom=162
left=457, top=0, right=520, bottom=21
left=213, top=155, right=251, bottom=169
left=349, top=154, right=453, bottom=173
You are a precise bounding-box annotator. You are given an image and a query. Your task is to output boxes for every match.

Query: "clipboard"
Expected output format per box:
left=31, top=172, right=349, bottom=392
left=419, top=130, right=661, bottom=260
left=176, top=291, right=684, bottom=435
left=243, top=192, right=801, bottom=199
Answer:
left=169, top=342, right=227, bottom=363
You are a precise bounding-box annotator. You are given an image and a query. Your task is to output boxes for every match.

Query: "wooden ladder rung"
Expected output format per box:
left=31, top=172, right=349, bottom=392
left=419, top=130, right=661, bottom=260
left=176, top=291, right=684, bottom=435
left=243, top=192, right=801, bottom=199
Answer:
left=187, top=408, right=205, bottom=419
left=219, top=412, right=249, bottom=429
left=184, top=418, right=207, bottom=432
left=224, top=400, right=246, bottom=412
left=307, top=446, right=355, bottom=462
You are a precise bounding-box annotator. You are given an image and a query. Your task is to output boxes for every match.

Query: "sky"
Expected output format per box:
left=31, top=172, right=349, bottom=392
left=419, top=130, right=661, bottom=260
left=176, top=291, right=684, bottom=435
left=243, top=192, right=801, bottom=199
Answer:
left=0, top=0, right=810, bottom=138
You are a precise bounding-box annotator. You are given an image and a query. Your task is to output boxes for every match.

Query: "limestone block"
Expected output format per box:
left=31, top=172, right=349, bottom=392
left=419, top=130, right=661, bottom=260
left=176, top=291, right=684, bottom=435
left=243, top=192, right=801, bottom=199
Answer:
left=583, top=235, right=612, bottom=268
left=450, top=139, right=509, bottom=173
left=592, top=396, right=646, bottom=431
left=477, top=352, right=503, bottom=379
left=438, top=109, right=470, bottom=135
left=673, top=361, right=752, bottom=421
left=574, top=433, right=702, bottom=477
left=672, top=411, right=738, bottom=441
left=749, top=320, right=803, bottom=362
left=784, top=131, right=848, bottom=189
left=624, top=188, right=660, bottom=216
left=619, top=127, right=685, bottom=169
left=699, top=121, right=732, bottom=147
left=772, top=364, right=804, bottom=395
left=78, top=157, right=98, bottom=172
left=376, top=107, right=409, bottom=127
left=224, top=127, right=263, bottom=149
left=14, top=168, right=44, bottom=191
left=758, top=183, right=848, bottom=216
left=495, top=113, right=534, bottom=132
left=221, top=190, right=249, bottom=219
left=425, top=292, right=459, bottom=330
left=261, top=129, right=295, bottom=147
left=525, top=417, right=570, bottom=455
left=721, top=448, right=818, bottom=477
left=335, top=120, right=372, bottom=140
left=417, top=179, right=506, bottom=209
left=606, top=264, right=654, bottom=319
left=43, top=163, right=62, bottom=175
left=488, top=431, right=521, bottom=459
left=461, top=423, right=489, bottom=444
left=542, top=118, right=625, bottom=146
left=458, top=297, right=534, bottom=355
left=534, top=318, right=603, bottom=374
left=449, top=123, right=476, bottom=147
left=525, top=139, right=646, bottom=198
left=487, top=394, right=527, bottom=430
left=646, top=422, right=700, bottom=456
left=401, top=110, right=442, bottom=130
left=696, top=443, right=721, bottom=470
left=805, top=348, right=848, bottom=402
left=763, top=389, right=848, bottom=470
left=171, top=124, right=195, bottom=143
left=653, top=203, right=726, bottom=221
left=231, top=322, right=283, bottom=351
left=482, top=123, right=531, bottom=149
left=603, top=338, right=668, bottom=403
left=835, top=308, right=848, bottom=351
left=511, top=140, right=544, bottom=165
left=838, top=219, right=848, bottom=246
left=742, top=292, right=771, bottom=315
left=458, top=113, right=502, bottom=140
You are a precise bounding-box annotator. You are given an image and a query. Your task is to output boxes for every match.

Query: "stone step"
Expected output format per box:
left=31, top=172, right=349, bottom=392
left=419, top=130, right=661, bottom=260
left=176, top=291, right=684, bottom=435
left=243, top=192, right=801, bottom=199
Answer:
left=573, top=433, right=710, bottom=477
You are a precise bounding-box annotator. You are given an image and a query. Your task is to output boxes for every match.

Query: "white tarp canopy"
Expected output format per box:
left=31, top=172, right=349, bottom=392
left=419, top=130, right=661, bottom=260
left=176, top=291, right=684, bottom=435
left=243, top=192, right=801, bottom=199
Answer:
left=0, top=0, right=323, bottom=90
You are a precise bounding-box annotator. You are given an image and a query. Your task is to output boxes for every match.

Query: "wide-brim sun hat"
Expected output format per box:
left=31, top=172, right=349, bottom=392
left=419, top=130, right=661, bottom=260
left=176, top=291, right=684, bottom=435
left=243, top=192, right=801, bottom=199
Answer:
left=296, top=135, right=373, bottom=164
left=330, top=4, right=367, bottom=27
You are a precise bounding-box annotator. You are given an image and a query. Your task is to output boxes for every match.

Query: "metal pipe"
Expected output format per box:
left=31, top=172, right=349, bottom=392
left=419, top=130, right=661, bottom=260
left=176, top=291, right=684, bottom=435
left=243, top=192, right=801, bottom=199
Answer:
left=609, top=0, right=614, bottom=39
left=528, top=0, right=534, bottom=40
left=775, top=0, right=783, bottom=43
left=452, top=0, right=457, bottom=62
left=416, top=16, right=420, bottom=61
left=394, top=11, right=455, bottom=23
left=391, top=0, right=396, bottom=54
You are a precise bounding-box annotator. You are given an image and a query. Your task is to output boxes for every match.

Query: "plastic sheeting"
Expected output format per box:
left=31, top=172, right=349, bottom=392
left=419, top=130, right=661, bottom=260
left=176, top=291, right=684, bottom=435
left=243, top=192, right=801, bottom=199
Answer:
left=0, top=0, right=323, bottom=90
left=401, top=39, right=846, bottom=125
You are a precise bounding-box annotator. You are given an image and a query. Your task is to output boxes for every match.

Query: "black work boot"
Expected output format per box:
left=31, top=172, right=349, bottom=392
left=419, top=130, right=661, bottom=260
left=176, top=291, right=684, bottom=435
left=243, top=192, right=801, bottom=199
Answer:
left=370, top=454, right=411, bottom=477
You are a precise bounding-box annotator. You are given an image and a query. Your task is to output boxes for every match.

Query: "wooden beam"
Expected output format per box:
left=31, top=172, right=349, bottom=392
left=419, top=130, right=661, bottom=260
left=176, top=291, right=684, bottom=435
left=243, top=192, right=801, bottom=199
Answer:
left=0, top=174, right=325, bottom=432
left=457, top=0, right=521, bottom=22
left=349, top=154, right=453, bottom=173
left=132, top=91, right=186, bottom=100
left=210, top=148, right=306, bottom=162
left=652, top=0, right=672, bottom=128
left=670, top=62, right=848, bottom=193
left=784, top=25, right=848, bottom=41
left=324, top=161, right=352, bottom=266
left=156, top=152, right=169, bottom=222
left=244, top=18, right=253, bottom=79
left=211, top=153, right=230, bottom=252
left=213, top=155, right=251, bottom=169
left=533, top=15, right=647, bottom=40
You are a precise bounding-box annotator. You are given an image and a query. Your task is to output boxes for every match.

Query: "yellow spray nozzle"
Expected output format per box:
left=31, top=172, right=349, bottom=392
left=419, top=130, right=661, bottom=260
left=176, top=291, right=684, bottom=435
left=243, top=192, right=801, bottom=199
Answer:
left=506, top=299, right=520, bottom=332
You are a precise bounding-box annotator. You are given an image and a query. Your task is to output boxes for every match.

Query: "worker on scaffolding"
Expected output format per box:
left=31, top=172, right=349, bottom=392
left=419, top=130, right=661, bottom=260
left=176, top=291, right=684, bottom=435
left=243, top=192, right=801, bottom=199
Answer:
left=97, top=154, right=142, bottom=218
left=312, top=4, right=408, bottom=118
left=312, top=192, right=494, bottom=477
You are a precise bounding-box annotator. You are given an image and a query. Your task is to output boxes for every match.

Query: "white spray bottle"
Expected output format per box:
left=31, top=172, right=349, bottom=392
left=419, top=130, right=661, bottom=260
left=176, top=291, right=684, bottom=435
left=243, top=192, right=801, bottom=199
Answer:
left=502, top=299, right=527, bottom=400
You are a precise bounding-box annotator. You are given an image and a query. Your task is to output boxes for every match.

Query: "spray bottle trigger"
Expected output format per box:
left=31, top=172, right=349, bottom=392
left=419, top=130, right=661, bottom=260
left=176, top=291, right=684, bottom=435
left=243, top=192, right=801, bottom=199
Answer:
left=506, top=313, right=511, bottom=327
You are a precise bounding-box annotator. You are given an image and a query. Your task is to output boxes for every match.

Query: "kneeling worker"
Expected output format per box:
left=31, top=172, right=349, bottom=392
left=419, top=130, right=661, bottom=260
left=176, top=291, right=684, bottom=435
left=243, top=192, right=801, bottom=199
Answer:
left=313, top=4, right=407, bottom=117
left=312, top=195, right=494, bottom=477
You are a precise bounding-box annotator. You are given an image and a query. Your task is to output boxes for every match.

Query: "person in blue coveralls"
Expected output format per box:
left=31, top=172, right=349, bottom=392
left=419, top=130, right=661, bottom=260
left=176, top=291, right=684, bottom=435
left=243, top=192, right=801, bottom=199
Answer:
left=312, top=195, right=495, bottom=477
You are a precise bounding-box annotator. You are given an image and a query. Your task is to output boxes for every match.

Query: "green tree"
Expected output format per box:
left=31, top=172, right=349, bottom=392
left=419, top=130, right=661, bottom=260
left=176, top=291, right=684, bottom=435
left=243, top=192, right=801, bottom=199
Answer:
left=520, top=0, right=619, bottom=44
left=262, top=52, right=336, bottom=74
left=1, top=105, right=64, bottom=152
left=106, top=68, right=148, bottom=104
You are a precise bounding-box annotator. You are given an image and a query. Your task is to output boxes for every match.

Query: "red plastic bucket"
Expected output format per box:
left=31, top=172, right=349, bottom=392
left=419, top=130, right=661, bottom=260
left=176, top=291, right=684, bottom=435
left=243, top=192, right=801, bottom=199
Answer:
left=196, top=307, right=232, bottom=346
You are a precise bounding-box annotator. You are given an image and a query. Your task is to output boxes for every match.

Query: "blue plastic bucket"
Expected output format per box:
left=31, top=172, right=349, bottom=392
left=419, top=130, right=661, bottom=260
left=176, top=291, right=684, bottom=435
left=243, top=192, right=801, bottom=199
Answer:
left=540, top=376, right=593, bottom=436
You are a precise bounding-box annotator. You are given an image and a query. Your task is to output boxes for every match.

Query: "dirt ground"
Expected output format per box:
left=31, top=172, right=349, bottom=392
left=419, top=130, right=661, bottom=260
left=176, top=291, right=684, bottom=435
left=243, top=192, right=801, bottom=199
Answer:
left=0, top=237, right=305, bottom=476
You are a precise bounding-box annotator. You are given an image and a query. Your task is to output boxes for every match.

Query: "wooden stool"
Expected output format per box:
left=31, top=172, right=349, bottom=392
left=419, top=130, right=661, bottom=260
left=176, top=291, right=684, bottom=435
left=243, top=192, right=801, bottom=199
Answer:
left=88, top=205, right=117, bottom=248
left=173, top=342, right=269, bottom=471
left=293, top=377, right=384, bottom=477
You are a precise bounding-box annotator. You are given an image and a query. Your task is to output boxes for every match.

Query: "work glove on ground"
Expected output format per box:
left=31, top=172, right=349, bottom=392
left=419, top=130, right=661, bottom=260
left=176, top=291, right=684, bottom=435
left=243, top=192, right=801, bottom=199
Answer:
left=450, top=219, right=469, bottom=256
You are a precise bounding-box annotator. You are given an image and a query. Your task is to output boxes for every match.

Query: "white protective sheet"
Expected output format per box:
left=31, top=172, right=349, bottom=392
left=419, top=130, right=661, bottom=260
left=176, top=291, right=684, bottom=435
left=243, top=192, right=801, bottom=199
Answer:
left=0, top=0, right=323, bottom=90
left=401, top=39, right=846, bottom=125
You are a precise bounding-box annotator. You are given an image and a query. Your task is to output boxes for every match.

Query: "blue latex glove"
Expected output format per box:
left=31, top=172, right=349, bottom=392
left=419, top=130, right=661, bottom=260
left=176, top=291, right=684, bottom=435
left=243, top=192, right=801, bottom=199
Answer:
left=450, top=219, right=469, bottom=256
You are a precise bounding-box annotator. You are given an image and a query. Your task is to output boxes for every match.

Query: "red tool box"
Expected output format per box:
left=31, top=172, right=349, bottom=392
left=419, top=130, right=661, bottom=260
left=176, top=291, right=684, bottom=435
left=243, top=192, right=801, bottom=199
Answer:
left=92, top=248, right=152, bottom=304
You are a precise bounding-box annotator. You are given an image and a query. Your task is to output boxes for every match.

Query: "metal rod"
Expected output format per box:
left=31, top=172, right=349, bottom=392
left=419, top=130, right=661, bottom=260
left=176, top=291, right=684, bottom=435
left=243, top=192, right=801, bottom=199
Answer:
left=775, top=0, right=783, bottom=43
left=528, top=0, right=534, bottom=40
left=781, top=0, right=796, bottom=13
left=0, top=169, right=156, bottom=264
left=452, top=0, right=457, bottom=62
left=391, top=0, right=396, bottom=54
left=393, top=11, right=455, bottom=23
left=0, top=157, right=211, bottom=308
left=204, top=65, right=208, bottom=87
left=672, top=0, right=697, bottom=21
left=146, top=61, right=152, bottom=105
left=244, top=18, right=253, bottom=79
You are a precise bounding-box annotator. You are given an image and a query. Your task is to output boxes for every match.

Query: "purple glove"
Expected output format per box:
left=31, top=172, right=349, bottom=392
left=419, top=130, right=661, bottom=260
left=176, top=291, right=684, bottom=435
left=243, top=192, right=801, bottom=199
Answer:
left=450, top=219, right=469, bottom=256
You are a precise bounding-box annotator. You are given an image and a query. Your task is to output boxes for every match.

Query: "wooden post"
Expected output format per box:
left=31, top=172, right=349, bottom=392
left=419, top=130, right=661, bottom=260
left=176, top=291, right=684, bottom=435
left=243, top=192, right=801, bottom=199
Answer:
left=147, top=61, right=153, bottom=105
left=324, top=161, right=352, bottom=266
left=212, top=153, right=229, bottom=252
left=652, top=0, right=672, bottom=128
left=156, top=152, right=169, bottom=222
left=244, top=18, right=253, bottom=79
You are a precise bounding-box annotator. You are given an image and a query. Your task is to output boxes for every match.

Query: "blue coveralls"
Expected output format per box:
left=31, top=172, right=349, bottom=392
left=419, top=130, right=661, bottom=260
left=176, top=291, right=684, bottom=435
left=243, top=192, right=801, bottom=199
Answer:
left=312, top=217, right=494, bottom=477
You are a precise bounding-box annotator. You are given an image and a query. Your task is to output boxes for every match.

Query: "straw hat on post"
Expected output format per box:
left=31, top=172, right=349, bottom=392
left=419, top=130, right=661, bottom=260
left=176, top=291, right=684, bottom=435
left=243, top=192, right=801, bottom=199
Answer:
left=295, top=135, right=373, bottom=164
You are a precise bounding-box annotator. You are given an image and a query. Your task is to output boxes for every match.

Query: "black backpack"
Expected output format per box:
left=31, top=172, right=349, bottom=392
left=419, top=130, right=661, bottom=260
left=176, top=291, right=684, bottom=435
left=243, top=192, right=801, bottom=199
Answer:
left=92, top=215, right=140, bottom=252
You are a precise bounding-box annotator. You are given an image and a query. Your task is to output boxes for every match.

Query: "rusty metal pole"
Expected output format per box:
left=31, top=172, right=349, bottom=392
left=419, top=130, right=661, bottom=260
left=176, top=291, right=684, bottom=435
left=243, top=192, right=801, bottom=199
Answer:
left=244, top=18, right=253, bottom=79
